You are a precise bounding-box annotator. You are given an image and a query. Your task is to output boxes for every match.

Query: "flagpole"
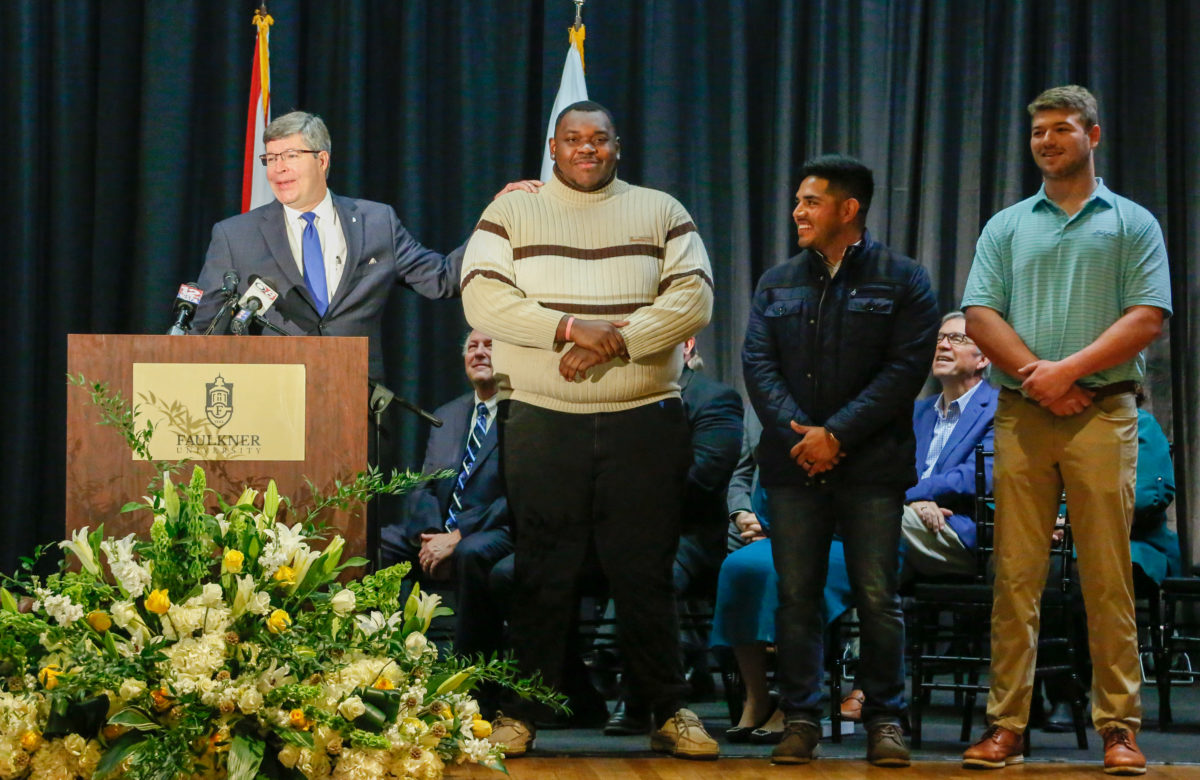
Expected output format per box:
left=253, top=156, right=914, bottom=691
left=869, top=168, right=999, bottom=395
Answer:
left=541, top=1, right=590, bottom=180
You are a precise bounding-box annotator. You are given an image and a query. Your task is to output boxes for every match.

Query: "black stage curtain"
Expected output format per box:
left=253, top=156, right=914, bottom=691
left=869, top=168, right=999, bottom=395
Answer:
left=3, top=1, right=1197, bottom=574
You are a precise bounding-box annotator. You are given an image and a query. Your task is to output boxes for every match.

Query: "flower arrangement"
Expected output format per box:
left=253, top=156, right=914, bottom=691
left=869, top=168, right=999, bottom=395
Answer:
left=0, top=380, right=557, bottom=779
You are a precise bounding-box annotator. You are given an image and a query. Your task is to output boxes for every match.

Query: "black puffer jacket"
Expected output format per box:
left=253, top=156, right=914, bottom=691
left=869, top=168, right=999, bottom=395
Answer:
left=742, top=232, right=939, bottom=489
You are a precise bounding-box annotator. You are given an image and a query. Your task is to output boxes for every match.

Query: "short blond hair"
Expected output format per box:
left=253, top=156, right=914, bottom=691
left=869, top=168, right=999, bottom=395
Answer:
left=1027, top=85, right=1099, bottom=129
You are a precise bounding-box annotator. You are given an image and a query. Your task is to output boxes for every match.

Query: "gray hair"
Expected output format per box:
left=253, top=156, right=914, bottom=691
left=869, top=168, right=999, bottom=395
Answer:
left=1027, top=85, right=1099, bottom=129
left=941, top=310, right=966, bottom=324
left=264, top=111, right=332, bottom=153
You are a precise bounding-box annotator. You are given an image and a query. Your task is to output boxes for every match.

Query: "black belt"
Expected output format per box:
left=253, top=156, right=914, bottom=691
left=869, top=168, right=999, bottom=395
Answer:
left=1082, top=380, right=1140, bottom=400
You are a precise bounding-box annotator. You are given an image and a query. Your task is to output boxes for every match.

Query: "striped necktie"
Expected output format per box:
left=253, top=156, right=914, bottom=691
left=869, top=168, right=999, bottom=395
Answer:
left=446, top=402, right=488, bottom=532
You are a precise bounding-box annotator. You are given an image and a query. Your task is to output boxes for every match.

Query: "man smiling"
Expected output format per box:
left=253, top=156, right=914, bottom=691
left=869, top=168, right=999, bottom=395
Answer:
left=461, top=100, right=717, bottom=760
left=961, top=85, right=1171, bottom=775
left=742, top=154, right=939, bottom=767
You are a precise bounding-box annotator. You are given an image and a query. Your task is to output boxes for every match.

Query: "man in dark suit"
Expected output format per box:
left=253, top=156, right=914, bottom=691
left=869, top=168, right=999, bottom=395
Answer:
left=191, top=110, right=533, bottom=380
left=901, top=310, right=998, bottom=579
left=380, top=329, right=511, bottom=658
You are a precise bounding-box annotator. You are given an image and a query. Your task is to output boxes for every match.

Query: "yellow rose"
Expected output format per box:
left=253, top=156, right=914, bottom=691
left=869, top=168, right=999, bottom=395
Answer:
left=372, top=676, right=395, bottom=691
left=289, top=709, right=311, bottom=730
left=20, top=730, right=42, bottom=751
left=86, top=611, right=112, bottom=633
left=151, top=688, right=172, bottom=712
left=266, top=609, right=292, bottom=634
left=273, top=565, right=296, bottom=586
left=145, top=589, right=171, bottom=615
left=222, top=549, right=245, bottom=574
left=471, top=716, right=492, bottom=739
left=38, top=665, right=61, bottom=690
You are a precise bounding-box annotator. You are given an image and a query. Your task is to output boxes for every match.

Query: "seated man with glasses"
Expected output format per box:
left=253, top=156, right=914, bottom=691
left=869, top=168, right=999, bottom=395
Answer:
left=898, top=310, right=998, bottom=581
left=193, top=110, right=535, bottom=380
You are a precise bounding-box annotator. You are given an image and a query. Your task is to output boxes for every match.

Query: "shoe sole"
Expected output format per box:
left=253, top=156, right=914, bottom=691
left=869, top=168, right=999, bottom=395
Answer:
left=771, top=755, right=815, bottom=765
left=649, top=737, right=718, bottom=761
left=871, top=757, right=912, bottom=768
left=962, top=755, right=1024, bottom=769
left=1104, top=767, right=1147, bottom=776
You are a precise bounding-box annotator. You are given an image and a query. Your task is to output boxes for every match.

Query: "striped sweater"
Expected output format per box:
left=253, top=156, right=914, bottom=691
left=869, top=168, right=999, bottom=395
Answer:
left=461, top=173, right=714, bottom=413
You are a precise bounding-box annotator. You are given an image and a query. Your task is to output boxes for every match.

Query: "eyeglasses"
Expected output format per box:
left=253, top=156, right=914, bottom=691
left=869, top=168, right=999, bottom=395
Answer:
left=259, top=149, right=322, bottom=167
left=936, top=332, right=974, bottom=346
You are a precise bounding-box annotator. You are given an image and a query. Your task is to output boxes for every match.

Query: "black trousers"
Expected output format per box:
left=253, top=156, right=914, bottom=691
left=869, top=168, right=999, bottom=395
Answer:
left=499, top=398, right=692, bottom=724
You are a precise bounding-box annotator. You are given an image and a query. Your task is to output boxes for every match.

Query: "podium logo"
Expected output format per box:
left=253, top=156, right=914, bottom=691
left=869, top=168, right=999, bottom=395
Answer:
left=205, top=375, right=234, bottom=429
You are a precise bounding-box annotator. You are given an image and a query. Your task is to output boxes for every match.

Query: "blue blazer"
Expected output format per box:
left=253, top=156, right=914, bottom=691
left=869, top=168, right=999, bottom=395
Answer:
left=193, top=193, right=463, bottom=379
left=905, top=381, right=999, bottom=549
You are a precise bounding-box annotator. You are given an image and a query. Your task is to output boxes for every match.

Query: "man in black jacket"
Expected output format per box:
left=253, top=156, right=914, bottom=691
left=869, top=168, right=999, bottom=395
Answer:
left=742, top=155, right=939, bottom=767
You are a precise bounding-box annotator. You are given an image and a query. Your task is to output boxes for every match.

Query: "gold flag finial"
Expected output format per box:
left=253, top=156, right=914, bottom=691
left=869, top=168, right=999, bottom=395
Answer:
left=569, top=1, right=586, bottom=72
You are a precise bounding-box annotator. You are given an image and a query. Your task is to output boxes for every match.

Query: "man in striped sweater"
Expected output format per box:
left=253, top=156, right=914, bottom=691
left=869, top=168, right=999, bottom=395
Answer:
left=461, top=101, right=718, bottom=760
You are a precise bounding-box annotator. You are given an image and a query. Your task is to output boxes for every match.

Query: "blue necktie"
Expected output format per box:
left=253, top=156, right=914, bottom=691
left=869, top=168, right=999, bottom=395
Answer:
left=300, top=212, right=328, bottom=316
left=446, top=403, right=488, bottom=532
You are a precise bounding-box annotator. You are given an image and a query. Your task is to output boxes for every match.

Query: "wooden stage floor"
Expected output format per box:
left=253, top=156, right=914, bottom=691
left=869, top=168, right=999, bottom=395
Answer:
left=448, top=756, right=1200, bottom=779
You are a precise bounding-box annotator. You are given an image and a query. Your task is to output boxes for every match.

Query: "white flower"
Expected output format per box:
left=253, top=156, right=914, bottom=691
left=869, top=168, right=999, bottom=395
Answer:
left=355, top=611, right=386, bottom=637
left=59, top=527, right=100, bottom=577
left=33, top=588, right=85, bottom=627
left=261, top=522, right=308, bottom=578
left=119, top=678, right=146, bottom=700
left=232, top=575, right=271, bottom=618
left=101, top=534, right=152, bottom=597
left=338, top=695, right=366, bottom=720
left=193, top=582, right=224, bottom=609
left=404, top=632, right=428, bottom=660
left=237, top=686, right=264, bottom=714
left=288, top=547, right=322, bottom=594
left=62, top=733, right=87, bottom=756
left=408, top=589, right=443, bottom=632
left=330, top=589, right=356, bottom=617
left=460, top=736, right=495, bottom=762
left=110, top=600, right=151, bottom=647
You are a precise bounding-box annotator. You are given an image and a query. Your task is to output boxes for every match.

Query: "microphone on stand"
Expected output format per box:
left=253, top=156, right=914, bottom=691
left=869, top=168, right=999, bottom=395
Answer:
left=203, top=270, right=242, bottom=335
left=230, top=275, right=281, bottom=335
left=166, top=283, right=204, bottom=335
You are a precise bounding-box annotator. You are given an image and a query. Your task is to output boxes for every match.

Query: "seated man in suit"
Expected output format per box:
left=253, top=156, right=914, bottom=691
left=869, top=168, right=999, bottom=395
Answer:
left=898, top=309, right=998, bottom=581
left=192, top=110, right=534, bottom=380
left=381, top=329, right=510, bottom=659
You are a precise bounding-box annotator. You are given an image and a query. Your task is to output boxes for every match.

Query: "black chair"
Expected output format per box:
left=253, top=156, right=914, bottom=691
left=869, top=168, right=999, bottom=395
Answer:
left=1154, top=573, right=1200, bottom=727
left=907, top=444, right=1089, bottom=750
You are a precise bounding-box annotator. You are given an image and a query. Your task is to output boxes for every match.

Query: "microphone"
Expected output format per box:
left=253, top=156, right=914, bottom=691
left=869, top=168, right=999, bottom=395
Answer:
left=166, top=283, right=204, bottom=335
left=203, top=270, right=242, bottom=335
left=230, top=275, right=280, bottom=335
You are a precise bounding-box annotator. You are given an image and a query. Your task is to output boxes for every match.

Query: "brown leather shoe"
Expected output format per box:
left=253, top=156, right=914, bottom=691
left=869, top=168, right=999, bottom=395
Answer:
left=840, top=689, right=865, bottom=722
left=1100, top=726, right=1146, bottom=775
left=962, top=725, right=1024, bottom=769
left=487, top=714, right=535, bottom=757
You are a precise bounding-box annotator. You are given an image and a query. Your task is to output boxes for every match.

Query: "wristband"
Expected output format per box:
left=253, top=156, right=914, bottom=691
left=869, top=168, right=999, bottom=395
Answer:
left=826, top=429, right=840, bottom=446
left=564, top=316, right=576, bottom=342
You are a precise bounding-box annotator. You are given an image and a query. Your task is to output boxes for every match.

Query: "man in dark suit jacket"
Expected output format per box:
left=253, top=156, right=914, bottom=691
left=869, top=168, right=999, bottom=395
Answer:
left=191, top=110, right=534, bottom=380
left=901, top=311, right=998, bottom=578
left=380, top=330, right=511, bottom=657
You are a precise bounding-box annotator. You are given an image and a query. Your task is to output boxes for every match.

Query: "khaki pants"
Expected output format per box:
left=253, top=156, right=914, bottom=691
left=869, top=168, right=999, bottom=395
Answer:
left=987, top=389, right=1141, bottom=734
left=900, top=503, right=975, bottom=578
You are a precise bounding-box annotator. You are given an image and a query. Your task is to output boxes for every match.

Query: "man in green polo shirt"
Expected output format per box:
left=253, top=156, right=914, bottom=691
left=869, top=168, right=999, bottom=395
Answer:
left=959, top=85, right=1171, bottom=775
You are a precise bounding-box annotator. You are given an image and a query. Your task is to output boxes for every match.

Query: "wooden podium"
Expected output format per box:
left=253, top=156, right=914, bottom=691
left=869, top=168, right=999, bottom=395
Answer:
left=66, top=335, right=369, bottom=559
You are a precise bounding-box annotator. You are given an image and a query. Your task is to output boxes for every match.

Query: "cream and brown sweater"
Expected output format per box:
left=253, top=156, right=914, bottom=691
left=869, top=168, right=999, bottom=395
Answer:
left=461, top=174, right=713, bottom=413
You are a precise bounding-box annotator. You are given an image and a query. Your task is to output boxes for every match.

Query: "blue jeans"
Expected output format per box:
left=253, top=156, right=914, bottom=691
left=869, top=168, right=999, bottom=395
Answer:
left=768, top=484, right=906, bottom=726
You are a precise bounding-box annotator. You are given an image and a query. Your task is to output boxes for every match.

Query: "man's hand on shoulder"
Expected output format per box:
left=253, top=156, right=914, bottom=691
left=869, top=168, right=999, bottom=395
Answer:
left=559, top=345, right=609, bottom=381
left=493, top=180, right=544, bottom=200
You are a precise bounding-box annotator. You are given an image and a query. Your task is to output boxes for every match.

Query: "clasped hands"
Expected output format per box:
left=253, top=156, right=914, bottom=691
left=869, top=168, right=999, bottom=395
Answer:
left=789, top=421, right=843, bottom=477
left=1016, top=359, right=1094, bottom=416
left=417, top=529, right=461, bottom=581
left=559, top=318, right=630, bottom=381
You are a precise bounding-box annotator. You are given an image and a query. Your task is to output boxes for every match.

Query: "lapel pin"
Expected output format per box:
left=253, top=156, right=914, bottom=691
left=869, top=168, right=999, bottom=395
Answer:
left=369, top=258, right=377, bottom=265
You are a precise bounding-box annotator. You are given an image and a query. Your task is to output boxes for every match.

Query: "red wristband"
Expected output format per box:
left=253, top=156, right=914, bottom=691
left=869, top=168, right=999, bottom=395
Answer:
left=565, top=316, right=576, bottom=342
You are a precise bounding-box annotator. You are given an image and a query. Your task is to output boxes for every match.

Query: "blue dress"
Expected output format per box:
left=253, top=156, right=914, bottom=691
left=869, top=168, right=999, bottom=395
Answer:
left=710, top=484, right=855, bottom=648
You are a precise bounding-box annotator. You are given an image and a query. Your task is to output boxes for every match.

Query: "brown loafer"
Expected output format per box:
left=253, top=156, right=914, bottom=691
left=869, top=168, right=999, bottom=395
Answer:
left=840, top=689, right=865, bottom=722
left=962, top=724, right=1024, bottom=769
left=1101, top=726, right=1146, bottom=775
